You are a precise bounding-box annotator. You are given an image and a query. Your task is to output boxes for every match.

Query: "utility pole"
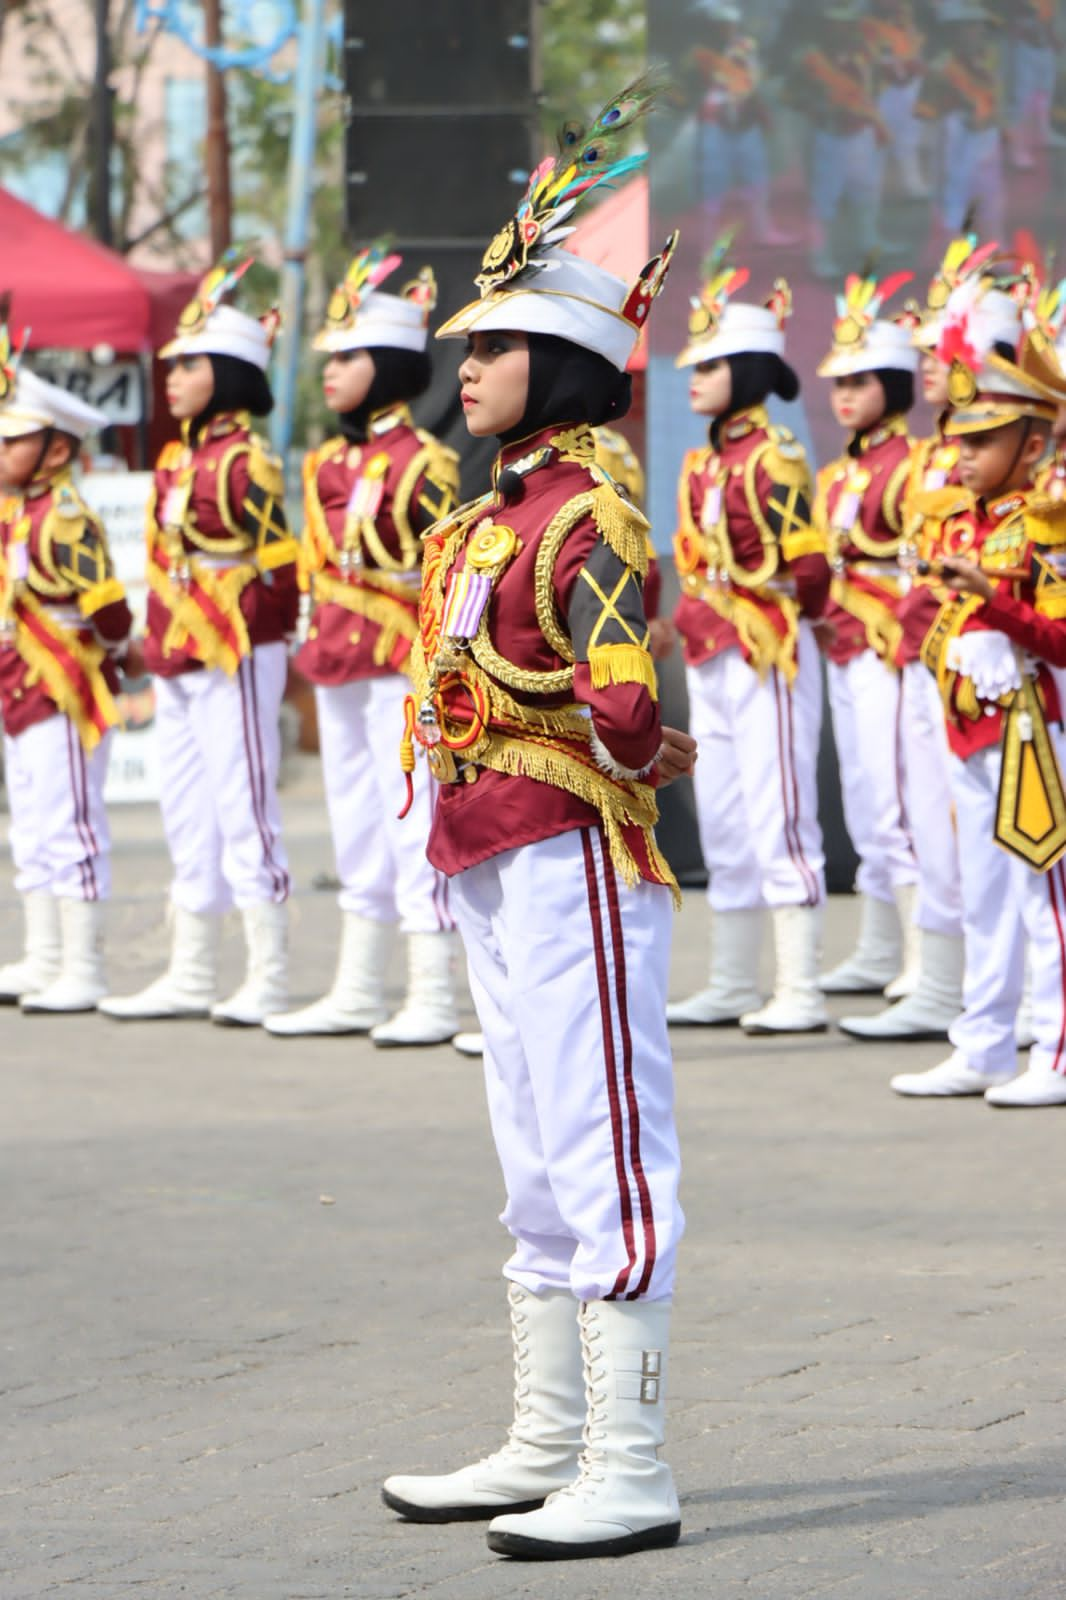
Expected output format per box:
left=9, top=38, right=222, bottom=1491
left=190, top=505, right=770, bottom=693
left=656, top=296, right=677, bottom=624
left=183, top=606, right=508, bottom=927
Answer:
left=92, top=0, right=113, bottom=245
left=203, top=0, right=233, bottom=257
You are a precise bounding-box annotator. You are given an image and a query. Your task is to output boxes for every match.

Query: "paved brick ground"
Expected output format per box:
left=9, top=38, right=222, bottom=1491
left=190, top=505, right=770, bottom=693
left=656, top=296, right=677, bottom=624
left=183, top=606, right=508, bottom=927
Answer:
left=2, top=763, right=1065, bottom=1598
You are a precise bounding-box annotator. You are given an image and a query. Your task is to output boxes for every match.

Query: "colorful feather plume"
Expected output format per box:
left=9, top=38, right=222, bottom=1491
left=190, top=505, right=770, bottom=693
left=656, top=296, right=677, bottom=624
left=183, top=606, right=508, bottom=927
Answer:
left=475, top=71, right=664, bottom=296
left=177, top=244, right=257, bottom=333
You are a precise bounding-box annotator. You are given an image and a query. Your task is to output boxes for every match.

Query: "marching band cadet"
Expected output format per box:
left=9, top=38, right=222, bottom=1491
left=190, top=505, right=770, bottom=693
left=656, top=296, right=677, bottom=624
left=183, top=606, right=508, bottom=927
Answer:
left=264, top=250, right=462, bottom=1046
left=666, top=259, right=832, bottom=1034
left=814, top=272, right=921, bottom=999
left=917, top=3, right=1004, bottom=242
left=686, top=1, right=791, bottom=249
left=0, top=336, right=131, bottom=1011
left=839, top=239, right=997, bottom=1042
left=862, top=0, right=929, bottom=200
left=100, top=255, right=299, bottom=1027
left=784, top=3, right=888, bottom=280
left=891, top=273, right=1066, bottom=1106
left=383, top=80, right=695, bottom=1559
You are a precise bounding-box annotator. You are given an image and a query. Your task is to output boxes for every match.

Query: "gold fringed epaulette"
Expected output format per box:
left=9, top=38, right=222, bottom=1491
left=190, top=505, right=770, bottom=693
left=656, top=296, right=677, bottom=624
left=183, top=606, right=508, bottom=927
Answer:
left=248, top=434, right=285, bottom=500
left=156, top=440, right=185, bottom=471
left=761, top=429, right=811, bottom=492
left=590, top=480, right=651, bottom=577
left=587, top=641, right=659, bottom=700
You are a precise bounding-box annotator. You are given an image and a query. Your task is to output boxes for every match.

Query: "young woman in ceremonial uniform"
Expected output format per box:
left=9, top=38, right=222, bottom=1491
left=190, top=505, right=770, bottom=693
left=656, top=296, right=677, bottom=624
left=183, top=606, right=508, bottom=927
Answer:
left=814, top=273, right=921, bottom=1001
left=100, top=256, right=299, bottom=1027
left=666, top=256, right=832, bottom=1035
left=0, top=338, right=131, bottom=1011
left=264, top=249, right=462, bottom=1046
left=381, top=81, right=696, bottom=1561
left=837, top=240, right=995, bottom=1042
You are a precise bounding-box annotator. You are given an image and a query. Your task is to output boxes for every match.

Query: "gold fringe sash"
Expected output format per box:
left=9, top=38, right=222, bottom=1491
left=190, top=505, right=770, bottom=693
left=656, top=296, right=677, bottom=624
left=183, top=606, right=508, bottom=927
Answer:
left=831, top=574, right=903, bottom=664
left=14, top=592, right=120, bottom=752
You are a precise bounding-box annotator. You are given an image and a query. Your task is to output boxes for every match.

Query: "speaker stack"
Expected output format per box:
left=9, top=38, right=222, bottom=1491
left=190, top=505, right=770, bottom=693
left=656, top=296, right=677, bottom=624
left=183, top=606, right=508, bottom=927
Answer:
left=342, top=1, right=539, bottom=493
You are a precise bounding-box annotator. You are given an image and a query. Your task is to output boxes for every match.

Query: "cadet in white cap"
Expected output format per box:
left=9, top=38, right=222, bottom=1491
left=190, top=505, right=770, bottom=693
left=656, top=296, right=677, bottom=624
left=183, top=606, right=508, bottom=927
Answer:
left=890, top=269, right=1066, bottom=1106
left=99, top=252, right=299, bottom=1027
left=0, top=328, right=132, bottom=1011
left=264, top=248, right=463, bottom=1045
left=382, top=77, right=694, bottom=1561
left=666, top=253, right=833, bottom=1035
left=814, top=272, right=922, bottom=1001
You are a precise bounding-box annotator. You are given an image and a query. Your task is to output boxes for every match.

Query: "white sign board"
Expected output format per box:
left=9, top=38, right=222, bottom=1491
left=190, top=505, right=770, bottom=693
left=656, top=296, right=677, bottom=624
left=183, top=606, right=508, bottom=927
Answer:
left=79, top=471, right=159, bottom=805
left=31, top=357, right=145, bottom=426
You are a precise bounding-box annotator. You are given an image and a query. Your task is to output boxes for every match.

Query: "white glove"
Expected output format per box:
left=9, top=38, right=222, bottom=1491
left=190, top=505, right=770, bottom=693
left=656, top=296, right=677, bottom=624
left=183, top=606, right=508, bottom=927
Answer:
left=945, top=630, right=1022, bottom=701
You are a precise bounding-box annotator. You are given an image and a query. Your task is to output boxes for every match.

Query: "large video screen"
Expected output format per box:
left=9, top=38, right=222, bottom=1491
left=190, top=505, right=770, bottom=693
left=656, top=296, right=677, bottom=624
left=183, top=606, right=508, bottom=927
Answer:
left=646, top=0, right=1066, bottom=540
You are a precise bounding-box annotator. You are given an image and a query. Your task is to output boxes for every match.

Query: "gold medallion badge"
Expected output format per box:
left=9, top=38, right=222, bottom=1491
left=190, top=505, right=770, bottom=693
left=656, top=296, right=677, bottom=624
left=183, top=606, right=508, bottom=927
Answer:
left=466, top=522, right=520, bottom=570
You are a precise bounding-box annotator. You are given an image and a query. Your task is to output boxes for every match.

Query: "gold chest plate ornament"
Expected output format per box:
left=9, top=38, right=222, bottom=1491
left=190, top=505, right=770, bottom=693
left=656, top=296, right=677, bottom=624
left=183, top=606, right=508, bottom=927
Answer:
left=466, top=522, right=520, bottom=570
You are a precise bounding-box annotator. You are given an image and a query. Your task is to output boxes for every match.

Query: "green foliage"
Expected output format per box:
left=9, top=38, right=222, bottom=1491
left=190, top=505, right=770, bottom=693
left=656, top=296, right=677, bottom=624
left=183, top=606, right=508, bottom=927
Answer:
left=538, top=0, right=646, bottom=146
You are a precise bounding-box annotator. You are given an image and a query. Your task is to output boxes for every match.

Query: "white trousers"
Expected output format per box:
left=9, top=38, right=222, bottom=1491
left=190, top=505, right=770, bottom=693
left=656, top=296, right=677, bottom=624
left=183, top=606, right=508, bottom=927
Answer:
left=3, top=716, right=112, bottom=900
left=900, top=663, right=963, bottom=937
left=827, top=649, right=918, bottom=902
left=687, top=629, right=826, bottom=911
left=452, top=827, right=684, bottom=1303
left=154, top=644, right=289, bottom=915
left=949, top=739, right=1066, bottom=1081
left=316, top=676, right=452, bottom=933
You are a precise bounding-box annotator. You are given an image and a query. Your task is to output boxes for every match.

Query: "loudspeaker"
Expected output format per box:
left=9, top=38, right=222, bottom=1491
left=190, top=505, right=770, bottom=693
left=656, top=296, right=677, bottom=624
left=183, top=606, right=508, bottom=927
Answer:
left=342, top=0, right=538, bottom=494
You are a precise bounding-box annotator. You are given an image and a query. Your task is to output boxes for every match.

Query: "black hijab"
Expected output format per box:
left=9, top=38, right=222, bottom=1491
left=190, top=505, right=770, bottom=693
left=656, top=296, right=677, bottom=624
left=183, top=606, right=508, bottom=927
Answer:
left=499, top=332, right=632, bottom=444
left=337, top=346, right=432, bottom=443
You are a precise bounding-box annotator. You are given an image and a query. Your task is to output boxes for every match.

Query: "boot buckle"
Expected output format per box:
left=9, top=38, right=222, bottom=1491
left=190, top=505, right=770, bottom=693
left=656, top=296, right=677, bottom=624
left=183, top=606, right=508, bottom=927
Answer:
left=640, top=1349, right=661, bottom=1403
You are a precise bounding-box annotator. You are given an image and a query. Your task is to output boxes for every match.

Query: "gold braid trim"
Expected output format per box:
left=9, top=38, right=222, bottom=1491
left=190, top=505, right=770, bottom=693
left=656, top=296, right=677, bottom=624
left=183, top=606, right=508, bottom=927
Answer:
left=475, top=728, right=679, bottom=905
left=779, top=527, right=827, bottom=562
left=146, top=549, right=253, bottom=673
left=312, top=569, right=419, bottom=674
left=698, top=585, right=800, bottom=684
left=14, top=592, right=120, bottom=752
left=830, top=574, right=903, bottom=664
left=590, top=481, right=651, bottom=576
left=1036, top=590, right=1066, bottom=620
left=77, top=577, right=126, bottom=618
left=588, top=642, right=659, bottom=699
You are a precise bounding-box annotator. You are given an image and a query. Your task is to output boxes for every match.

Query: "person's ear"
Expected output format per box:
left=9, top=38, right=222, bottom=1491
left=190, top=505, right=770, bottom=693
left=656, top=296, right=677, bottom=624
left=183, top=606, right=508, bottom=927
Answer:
left=44, top=432, right=75, bottom=473
left=1023, top=427, right=1051, bottom=470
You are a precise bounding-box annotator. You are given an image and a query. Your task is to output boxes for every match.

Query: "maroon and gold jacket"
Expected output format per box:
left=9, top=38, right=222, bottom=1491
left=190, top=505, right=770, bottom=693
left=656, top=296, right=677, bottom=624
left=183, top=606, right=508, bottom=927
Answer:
left=143, top=412, right=298, bottom=679
left=407, top=423, right=676, bottom=897
left=920, top=487, right=1066, bottom=760
left=814, top=415, right=912, bottom=666
left=0, top=471, right=131, bottom=749
left=673, top=406, right=830, bottom=681
left=896, top=433, right=964, bottom=667
left=296, top=404, right=459, bottom=686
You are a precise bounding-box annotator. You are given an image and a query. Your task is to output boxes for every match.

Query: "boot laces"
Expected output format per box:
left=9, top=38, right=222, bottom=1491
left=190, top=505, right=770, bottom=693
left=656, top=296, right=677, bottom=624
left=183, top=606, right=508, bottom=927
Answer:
left=484, top=1293, right=533, bottom=1467
left=554, top=1318, right=607, bottom=1499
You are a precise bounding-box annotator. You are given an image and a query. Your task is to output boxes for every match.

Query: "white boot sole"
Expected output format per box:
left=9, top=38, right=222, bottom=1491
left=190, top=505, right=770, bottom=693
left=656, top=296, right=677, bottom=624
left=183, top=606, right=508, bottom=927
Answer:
left=486, top=1518, right=681, bottom=1560
left=382, top=1486, right=547, bottom=1524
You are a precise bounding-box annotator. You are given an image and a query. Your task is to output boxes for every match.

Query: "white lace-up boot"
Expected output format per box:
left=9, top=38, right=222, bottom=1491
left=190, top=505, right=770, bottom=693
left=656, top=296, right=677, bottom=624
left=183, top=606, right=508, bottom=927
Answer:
left=486, top=1298, right=681, bottom=1560
left=741, top=905, right=829, bottom=1034
left=382, top=1284, right=584, bottom=1521
left=99, top=907, right=218, bottom=1020
left=890, top=1051, right=1013, bottom=1098
left=840, top=929, right=963, bottom=1041
left=264, top=912, right=389, bottom=1036
left=211, top=902, right=288, bottom=1026
left=665, top=908, right=764, bottom=1026
left=371, top=930, right=460, bottom=1047
left=819, top=893, right=902, bottom=993
left=0, top=891, right=61, bottom=1003
left=21, top=899, right=106, bottom=1013
left=453, top=1031, right=485, bottom=1057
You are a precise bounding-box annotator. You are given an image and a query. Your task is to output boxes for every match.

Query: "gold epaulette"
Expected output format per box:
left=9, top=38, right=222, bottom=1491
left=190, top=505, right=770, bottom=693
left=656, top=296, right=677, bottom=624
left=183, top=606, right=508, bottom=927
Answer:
left=156, top=440, right=185, bottom=471
left=589, top=479, right=651, bottom=577
left=759, top=427, right=811, bottom=492
left=247, top=433, right=285, bottom=500
left=77, top=577, right=126, bottom=618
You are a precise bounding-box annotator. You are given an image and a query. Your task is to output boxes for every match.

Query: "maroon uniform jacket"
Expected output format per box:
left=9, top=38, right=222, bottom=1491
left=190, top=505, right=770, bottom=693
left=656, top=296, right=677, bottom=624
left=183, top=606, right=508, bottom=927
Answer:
left=0, top=471, right=131, bottom=749
left=408, top=423, right=676, bottom=897
left=143, top=411, right=298, bottom=679
left=673, top=406, right=830, bottom=682
left=919, top=486, right=1066, bottom=761
left=896, top=433, right=964, bottom=667
left=814, top=415, right=913, bottom=667
left=296, top=404, right=459, bottom=685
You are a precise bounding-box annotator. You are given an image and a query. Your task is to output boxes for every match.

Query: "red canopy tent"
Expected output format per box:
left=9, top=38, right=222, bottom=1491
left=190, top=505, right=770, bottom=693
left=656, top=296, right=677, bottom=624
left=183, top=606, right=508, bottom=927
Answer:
left=1, top=186, right=195, bottom=352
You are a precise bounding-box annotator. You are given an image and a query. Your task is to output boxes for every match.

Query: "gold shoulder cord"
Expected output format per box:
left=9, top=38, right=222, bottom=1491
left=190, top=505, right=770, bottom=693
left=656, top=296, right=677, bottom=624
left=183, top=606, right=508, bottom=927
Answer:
left=197, top=440, right=255, bottom=555
left=843, top=456, right=909, bottom=559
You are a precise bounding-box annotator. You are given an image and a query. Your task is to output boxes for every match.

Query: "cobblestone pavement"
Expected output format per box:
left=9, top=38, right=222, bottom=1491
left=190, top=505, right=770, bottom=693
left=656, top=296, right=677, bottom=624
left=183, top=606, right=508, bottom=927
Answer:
left=2, top=763, right=1065, bottom=1599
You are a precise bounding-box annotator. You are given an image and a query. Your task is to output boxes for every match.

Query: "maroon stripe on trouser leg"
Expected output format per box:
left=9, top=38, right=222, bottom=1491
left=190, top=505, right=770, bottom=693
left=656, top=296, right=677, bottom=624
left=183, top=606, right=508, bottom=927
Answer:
left=246, top=656, right=289, bottom=897
left=66, top=719, right=97, bottom=900
left=772, top=669, right=812, bottom=905
left=237, top=658, right=286, bottom=899
left=780, top=669, right=820, bottom=905
left=598, top=838, right=657, bottom=1299
left=581, top=828, right=638, bottom=1300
